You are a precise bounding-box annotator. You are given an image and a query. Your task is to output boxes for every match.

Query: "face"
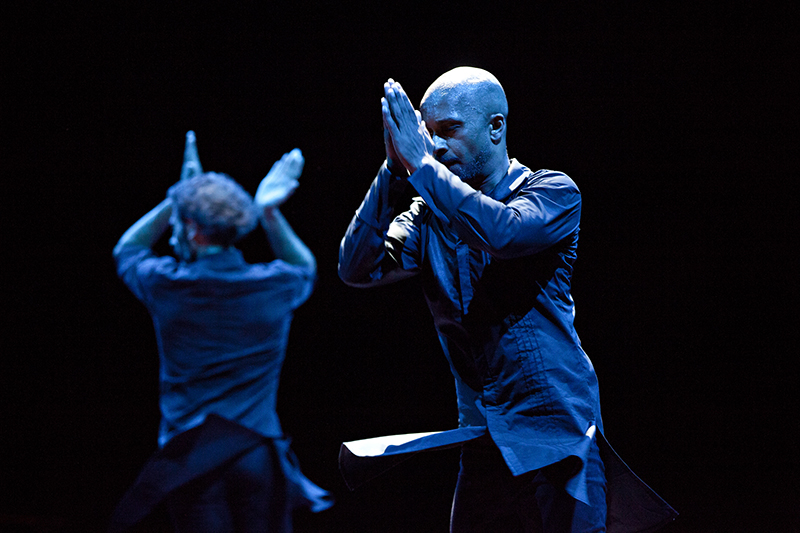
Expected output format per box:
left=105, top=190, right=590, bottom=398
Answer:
left=169, top=213, right=196, bottom=262
left=420, top=91, right=493, bottom=184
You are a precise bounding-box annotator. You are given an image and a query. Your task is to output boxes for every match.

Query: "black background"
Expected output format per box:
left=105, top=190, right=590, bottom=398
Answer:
left=3, top=2, right=797, bottom=532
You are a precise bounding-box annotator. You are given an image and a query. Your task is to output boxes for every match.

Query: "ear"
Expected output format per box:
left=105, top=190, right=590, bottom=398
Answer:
left=185, top=220, right=199, bottom=241
left=488, top=113, right=506, bottom=145
left=185, top=220, right=216, bottom=246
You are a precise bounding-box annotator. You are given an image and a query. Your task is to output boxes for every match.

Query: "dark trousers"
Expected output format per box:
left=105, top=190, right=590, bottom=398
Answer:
left=166, top=442, right=289, bottom=533
left=450, top=435, right=607, bottom=533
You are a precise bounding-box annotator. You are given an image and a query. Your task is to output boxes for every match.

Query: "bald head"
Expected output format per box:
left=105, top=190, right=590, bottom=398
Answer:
left=419, top=67, right=510, bottom=188
left=421, top=67, right=508, bottom=120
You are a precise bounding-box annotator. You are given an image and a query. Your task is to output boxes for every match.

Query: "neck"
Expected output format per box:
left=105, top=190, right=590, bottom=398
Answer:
left=476, top=154, right=511, bottom=194
left=195, top=245, right=226, bottom=258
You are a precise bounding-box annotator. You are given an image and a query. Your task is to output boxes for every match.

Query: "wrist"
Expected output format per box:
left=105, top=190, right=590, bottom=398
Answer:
left=403, top=153, right=431, bottom=175
left=260, top=206, right=279, bottom=222
left=385, top=158, right=408, bottom=177
left=418, top=154, right=437, bottom=170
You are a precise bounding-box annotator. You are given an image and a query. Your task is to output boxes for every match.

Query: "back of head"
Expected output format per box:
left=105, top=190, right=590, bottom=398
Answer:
left=168, top=172, right=257, bottom=247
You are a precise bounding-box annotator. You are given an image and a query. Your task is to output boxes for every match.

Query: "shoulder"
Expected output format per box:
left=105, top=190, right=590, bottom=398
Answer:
left=506, top=161, right=579, bottom=196
left=509, top=166, right=581, bottom=215
left=520, top=169, right=581, bottom=205
left=528, top=169, right=578, bottom=191
left=248, top=259, right=316, bottom=284
left=250, top=260, right=316, bottom=307
left=115, top=244, right=178, bottom=279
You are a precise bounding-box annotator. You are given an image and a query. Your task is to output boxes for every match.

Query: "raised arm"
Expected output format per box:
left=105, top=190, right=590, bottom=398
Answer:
left=113, top=198, right=173, bottom=258
left=338, top=162, right=420, bottom=288
left=408, top=161, right=581, bottom=259
left=382, top=81, right=580, bottom=259
left=255, top=149, right=316, bottom=272
left=337, top=84, right=426, bottom=288
left=113, top=131, right=204, bottom=258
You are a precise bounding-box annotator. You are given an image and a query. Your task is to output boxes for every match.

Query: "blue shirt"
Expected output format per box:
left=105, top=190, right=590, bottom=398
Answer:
left=116, top=245, right=314, bottom=447
left=340, top=158, right=603, bottom=501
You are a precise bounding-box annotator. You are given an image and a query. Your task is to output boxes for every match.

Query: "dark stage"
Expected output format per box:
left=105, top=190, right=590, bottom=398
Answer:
left=3, top=3, right=797, bottom=531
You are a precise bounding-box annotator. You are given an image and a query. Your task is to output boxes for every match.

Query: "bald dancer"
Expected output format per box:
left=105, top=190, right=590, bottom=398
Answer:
left=338, top=68, right=676, bottom=532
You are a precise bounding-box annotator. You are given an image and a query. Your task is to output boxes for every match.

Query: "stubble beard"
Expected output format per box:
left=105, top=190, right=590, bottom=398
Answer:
left=454, top=143, right=493, bottom=186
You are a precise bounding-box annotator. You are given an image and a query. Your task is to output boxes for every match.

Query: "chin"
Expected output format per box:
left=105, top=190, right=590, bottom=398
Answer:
left=454, top=168, right=479, bottom=183
left=445, top=163, right=464, bottom=177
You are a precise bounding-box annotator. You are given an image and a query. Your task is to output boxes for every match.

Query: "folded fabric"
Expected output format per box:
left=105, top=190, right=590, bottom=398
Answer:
left=110, top=414, right=332, bottom=532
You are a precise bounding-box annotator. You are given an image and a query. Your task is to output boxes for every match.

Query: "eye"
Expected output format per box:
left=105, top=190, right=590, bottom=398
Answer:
left=442, top=123, right=460, bottom=136
left=430, top=121, right=461, bottom=139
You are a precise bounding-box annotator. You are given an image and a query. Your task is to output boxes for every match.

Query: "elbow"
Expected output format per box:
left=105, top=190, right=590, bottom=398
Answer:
left=485, top=239, right=528, bottom=260
left=337, top=261, right=374, bottom=288
left=475, top=228, right=521, bottom=260
left=467, top=212, right=550, bottom=259
left=112, top=240, right=128, bottom=260
left=483, top=233, right=550, bottom=260
left=478, top=235, right=542, bottom=261
left=487, top=246, right=517, bottom=261
left=337, top=247, right=361, bottom=286
left=306, top=255, right=317, bottom=278
left=337, top=262, right=359, bottom=286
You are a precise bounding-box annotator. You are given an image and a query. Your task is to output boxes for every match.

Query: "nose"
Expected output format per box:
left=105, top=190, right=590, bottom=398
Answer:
left=432, top=134, right=448, bottom=158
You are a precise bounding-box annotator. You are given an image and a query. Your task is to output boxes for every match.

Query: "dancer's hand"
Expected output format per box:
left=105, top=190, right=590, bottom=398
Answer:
left=255, top=148, right=304, bottom=209
left=381, top=79, right=434, bottom=174
left=179, top=130, right=203, bottom=181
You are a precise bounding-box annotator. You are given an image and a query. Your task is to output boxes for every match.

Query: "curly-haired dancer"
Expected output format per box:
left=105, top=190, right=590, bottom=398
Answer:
left=110, top=132, right=332, bottom=533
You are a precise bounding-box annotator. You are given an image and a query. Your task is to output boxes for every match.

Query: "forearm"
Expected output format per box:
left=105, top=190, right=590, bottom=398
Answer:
left=113, top=198, right=172, bottom=257
left=408, top=159, right=581, bottom=258
left=261, top=207, right=316, bottom=271
left=338, top=163, right=408, bottom=285
left=338, top=213, right=389, bottom=286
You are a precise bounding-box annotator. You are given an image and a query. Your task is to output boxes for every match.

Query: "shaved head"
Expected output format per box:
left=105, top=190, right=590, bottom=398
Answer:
left=421, top=67, right=508, bottom=121
left=419, top=67, right=510, bottom=188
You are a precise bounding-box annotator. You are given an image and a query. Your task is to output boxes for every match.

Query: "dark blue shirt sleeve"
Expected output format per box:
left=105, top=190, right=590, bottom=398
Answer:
left=339, top=163, right=418, bottom=285
left=407, top=159, right=581, bottom=259
left=265, top=259, right=316, bottom=310
left=114, top=244, right=177, bottom=305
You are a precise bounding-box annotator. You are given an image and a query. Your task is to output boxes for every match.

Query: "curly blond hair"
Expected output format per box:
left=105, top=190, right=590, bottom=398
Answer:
left=168, top=172, right=258, bottom=246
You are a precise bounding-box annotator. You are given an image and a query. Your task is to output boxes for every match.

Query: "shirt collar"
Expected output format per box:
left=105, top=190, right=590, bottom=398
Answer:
left=191, top=247, right=246, bottom=271
left=484, top=158, right=530, bottom=203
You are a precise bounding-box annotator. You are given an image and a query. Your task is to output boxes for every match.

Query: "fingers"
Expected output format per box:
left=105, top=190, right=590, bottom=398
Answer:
left=383, top=79, right=412, bottom=132
left=181, top=130, right=203, bottom=180
left=280, top=148, right=304, bottom=181
left=383, top=80, right=416, bottom=128
left=287, top=147, right=304, bottom=173
left=263, top=149, right=304, bottom=189
left=184, top=131, right=198, bottom=161
left=381, top=97, right=390, bottom=129
left=382, top=97, right=399, bottom=149
left=381, top=97, right=400, bottom=138
left=381, top=79, right=430, bottom=173
left=264, top=156, right=285, bottom=180
left=383, top=81, right=399, bottom=125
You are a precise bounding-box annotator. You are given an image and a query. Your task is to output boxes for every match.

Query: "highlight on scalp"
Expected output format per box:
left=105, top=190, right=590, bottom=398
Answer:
left=168, top=172, right=258, bottom=246
left=422, top=66, right=508, bottom=118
